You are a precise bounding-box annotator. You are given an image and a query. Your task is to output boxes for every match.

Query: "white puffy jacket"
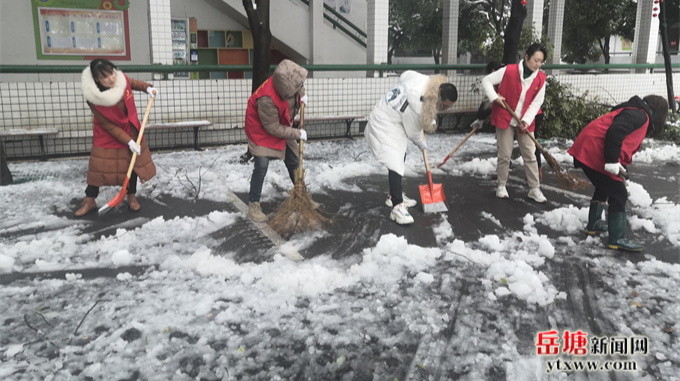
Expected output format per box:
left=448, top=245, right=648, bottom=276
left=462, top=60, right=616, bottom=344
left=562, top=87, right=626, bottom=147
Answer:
left=364, top=71, right=431, bottom=176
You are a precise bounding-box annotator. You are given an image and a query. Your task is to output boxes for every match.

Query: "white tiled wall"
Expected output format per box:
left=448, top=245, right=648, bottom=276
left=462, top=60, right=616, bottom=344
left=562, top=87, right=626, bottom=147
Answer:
left=148, top=0, right=173, bottom=65
left=524, top=0, right=545, bottom=37
left=632, top=0, right=660, bottom=68
left=547, top=0, right=565, bottom=67
left=366, top=0, right=388, bottom=66
left=1, top=72, right=678, bottom=158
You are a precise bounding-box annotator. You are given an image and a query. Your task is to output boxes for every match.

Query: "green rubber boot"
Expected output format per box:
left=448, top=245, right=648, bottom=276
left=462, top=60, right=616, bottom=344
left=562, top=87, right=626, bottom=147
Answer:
left=585, top=203, right=608, bottom=235
left=607, top=212, right=643, bottom=252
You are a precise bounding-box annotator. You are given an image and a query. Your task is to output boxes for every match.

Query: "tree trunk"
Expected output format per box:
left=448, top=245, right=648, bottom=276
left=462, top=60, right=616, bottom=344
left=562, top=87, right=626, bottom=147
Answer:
left=659, top=0, right=677, bottom=114
left=433, top=49, right=441, bottom=73
left=388, top=28, right=403, bottom=65
left=502, top=0, right=528, bottom=64
left=243, top=0, right=272, bottom=93
left=603, top=37, right=610, bottom=73
left=0, top=141, right=13, bottom=186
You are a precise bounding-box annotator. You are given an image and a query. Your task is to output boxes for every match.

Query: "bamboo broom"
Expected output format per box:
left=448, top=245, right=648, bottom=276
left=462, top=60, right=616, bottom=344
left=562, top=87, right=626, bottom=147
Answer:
left=269, top=103, right=328, bottom=237
left=501, top=100, right=589, bottom=190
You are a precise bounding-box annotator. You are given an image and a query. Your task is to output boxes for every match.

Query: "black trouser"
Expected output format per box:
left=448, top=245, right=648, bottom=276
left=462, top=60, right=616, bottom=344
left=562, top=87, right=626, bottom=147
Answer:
left=388, top=154, right=407, bottom=206
left=85, top=171, right=138, bottom=198
left=389, top=170, right=403, bottom=206
left=575, top=159, right=627, bottom=212
left=534, top=113, right=543, bottom=168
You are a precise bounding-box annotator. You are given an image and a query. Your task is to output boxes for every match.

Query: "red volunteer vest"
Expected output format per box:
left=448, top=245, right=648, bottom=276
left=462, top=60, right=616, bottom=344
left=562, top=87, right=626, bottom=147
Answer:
left=567, top=107, right=649, bottom=182
left=244, top=77, right=296, bottom=151
left=490, top=64, right=546, bottom=132
left=92, top=75, right=141, bottom=149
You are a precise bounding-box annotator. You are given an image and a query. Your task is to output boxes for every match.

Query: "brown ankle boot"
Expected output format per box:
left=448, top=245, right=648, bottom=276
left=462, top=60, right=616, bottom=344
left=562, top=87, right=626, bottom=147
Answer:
left=128, top=194, right=141, bottom=212
left=75, top=197, right=97, bottom=217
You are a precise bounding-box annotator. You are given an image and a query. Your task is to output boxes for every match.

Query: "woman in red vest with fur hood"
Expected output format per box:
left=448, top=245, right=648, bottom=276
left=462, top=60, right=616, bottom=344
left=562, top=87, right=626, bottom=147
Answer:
left=568, top=95, right=668, bottom=252
left=75, top=59, right=157, bottom=216
left=244, top=59, right=308, bottom=223
left=482, top=43, right=548, bottom=204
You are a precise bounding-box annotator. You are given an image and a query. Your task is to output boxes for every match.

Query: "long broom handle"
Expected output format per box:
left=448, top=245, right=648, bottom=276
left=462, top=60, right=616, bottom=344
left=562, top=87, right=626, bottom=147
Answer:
left=437, top=125, right=480, bottom=168
left=297, top=103, right=305, bottom=181
left=125, top=94, right=155, bottom=178
left=500, top=100, right=546, bottom=152
left=501, top=100, right=628, bottom=184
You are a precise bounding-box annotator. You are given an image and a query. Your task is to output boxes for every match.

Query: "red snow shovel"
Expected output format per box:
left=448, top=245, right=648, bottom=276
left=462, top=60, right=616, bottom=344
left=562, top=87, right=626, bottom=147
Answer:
left=98, top=93, right=155, bottom=215
left=419, top=132, right=448, bottom=213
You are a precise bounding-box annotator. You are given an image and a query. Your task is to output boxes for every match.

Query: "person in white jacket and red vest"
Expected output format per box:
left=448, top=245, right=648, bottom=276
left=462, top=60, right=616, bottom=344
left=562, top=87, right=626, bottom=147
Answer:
left=482, top=43, right=548, bottom=203
left=76, top=59, right=157, bottom=216
left=364, top=71, right=457, bottom=225
left=568, top=95, right=668, bottom=252
left=244, top=60, right=308, bottom=223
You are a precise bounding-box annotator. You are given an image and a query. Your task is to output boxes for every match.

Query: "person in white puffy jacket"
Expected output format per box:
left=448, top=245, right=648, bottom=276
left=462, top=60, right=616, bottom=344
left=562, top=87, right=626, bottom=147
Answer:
left=364, top=71, right=457, bottom=225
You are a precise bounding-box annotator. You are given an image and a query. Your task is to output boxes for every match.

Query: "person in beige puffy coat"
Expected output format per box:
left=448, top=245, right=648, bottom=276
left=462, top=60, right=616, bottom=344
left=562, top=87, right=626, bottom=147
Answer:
left=243, top=60, right=308, bottom=222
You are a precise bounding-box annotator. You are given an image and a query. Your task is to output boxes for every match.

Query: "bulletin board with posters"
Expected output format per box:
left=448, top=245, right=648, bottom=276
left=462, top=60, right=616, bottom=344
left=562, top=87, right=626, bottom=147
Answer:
left=31, top=0, right=131, bottom=60
left=324, top=0, right=351, bottom=14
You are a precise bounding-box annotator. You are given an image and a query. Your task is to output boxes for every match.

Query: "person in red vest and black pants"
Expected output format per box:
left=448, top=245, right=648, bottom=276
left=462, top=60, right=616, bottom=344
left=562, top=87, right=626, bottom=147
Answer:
left=244, top=60, right=308, bottom=223
left=482, top=44, right=548, bottom=203
left=568, top=95, right=668, bottom=252
left=76, top=59, right=157, bottom=216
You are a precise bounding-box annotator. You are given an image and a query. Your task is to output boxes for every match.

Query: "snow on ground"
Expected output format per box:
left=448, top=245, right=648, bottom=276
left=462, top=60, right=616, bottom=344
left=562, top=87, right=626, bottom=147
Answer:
left=1, top=134, right=679, bottom=380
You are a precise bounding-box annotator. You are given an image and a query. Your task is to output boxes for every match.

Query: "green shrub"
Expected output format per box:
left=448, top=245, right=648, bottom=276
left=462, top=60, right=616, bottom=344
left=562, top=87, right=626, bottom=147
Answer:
left=541, top=77, right=608, bottom=139
left=659, top=112, right=680, bottom=144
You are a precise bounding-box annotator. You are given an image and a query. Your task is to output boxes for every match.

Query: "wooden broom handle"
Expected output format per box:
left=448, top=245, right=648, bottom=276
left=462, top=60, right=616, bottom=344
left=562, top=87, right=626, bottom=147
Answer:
left=125, top=94, right=155, bottom=178
left=500, top=100, right=544, bottom=151
left=439, top=125, right=480, bottom=166
left=297, top=103, right=305, bottom=181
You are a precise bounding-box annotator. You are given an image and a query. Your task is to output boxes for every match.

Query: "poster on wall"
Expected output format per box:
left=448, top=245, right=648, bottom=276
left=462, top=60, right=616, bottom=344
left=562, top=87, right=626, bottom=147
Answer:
left=337, top=0, right=351, bottom=14
left=31, top=0, right=131, bottom=61
left=620, top=38, right=632, bottom=51
left=38, top=8, right=125, bottom=55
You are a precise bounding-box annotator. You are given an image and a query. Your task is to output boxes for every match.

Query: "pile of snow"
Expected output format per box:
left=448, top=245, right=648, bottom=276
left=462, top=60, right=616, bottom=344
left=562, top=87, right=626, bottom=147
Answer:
left=536, top=205, right=588, bottom=234
left=432, top=215, right=454, bottom=244
left=633, top=143, right=680, bottom=164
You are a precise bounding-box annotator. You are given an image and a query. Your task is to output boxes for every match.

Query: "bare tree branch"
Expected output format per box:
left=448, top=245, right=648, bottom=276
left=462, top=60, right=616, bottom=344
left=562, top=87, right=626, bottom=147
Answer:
left=72, top=300, right=101, bottom=338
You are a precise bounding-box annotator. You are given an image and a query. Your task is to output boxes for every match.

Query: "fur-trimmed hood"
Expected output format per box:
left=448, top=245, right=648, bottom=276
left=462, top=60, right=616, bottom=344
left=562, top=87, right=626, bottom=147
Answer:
left=272, top=59, right=307, bottom=99
left=81, top=67, right=126, bottom=106
left=419, top=74, right=447, bottom=133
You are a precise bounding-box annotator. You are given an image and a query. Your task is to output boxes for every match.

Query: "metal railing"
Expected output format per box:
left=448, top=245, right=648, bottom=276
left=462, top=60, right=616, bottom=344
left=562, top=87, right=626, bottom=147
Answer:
left=2, top=62, right=676, bottom=75
left=299, top=0, right=367, bottom=47
left=1, top=63, right=678, bottom=161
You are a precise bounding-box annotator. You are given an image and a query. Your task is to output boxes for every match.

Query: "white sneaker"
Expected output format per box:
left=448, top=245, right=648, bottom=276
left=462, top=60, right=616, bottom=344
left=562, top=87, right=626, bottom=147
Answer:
left=385, top=194, right=417, bottom=208
left=528, top=188, right=547, bottom=204
left=390, top=203, right=414, bottom=225
left=496, top=185, right=509, bottom=199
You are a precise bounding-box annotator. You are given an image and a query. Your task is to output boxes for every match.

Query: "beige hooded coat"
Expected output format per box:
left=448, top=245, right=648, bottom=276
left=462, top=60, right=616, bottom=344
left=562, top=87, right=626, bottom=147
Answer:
left=247, top=60, right=307, bottom=160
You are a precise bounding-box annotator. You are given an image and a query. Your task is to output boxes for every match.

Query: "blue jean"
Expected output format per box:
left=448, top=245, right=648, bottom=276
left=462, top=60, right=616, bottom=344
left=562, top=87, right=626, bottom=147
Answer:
left=248, top=146, right=299, bottom=203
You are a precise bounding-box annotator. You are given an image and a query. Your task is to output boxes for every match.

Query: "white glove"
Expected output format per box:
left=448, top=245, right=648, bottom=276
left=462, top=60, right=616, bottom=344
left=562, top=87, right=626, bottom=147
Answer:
left=414, top=139, right=428, bottom=152
left=300, top=95, right=308, bottom=106
left=299, top=130, right=307, bottom=141
left=127, top=140, right=141, bottom=155
left=470, top=119, right=483, bottom=129
left=147, top=87, right=158, bottom=97
left=604, top=162, right=622, bottom=175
